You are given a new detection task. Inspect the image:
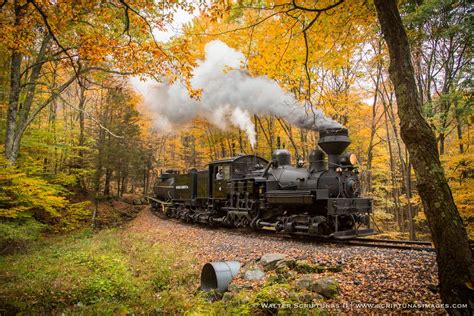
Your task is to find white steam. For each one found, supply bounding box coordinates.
[131,40,341,148]
[230,107,257,148]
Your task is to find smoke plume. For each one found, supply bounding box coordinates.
[131,40,341,148]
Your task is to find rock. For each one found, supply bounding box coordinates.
[295,274,316,290]
[260,253,286,271]
[293,260,322,273]
[275,259,296,270]
[297,291,324,303]
[295,275,340,298]
[311,277,340,298]
[275,264,289,274]
[132,198,141,205]
[244,268,265,280]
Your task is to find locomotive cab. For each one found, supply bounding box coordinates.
[208,155,268,200]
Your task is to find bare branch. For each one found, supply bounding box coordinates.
[118,0,169,59]
[58,95,124,139]
[292,0,344,13]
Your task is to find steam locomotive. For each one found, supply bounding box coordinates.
[150,128,375,239]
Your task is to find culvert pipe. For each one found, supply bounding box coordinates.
[200,261,241,292]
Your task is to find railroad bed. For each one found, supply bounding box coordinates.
[152,208,474,252]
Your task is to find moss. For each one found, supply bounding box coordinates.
[266,272,290,285]
[293,260,323,273]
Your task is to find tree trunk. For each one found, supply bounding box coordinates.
[375,1,473,313]
[454,97,464,154]
[405,155,416,240]
[254,114,258,152]
[382,98,403,231]
[4,1,24,163]
[5,29,51,163]
[5,50,22,163]
[103,168,112,196]
[365,54,383,195]
[439,132,445,155]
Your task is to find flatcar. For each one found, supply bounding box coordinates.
[150,128,375,239]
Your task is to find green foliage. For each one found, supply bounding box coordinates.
[0,219,45,253]
[0,154,92,242]
[0,156,68,219]
[0,229,199,313]
[53,202,92,233]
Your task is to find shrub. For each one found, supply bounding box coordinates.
[0,219,45,254]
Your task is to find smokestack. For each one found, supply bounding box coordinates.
[318,128,350,170]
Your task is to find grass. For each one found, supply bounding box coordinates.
[0,228,201,314]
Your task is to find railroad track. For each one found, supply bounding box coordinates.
[151,208,473,252]
[339,237,434,251]
[346,237,474,252]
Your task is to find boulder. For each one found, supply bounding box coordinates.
[311,277,340,298]
[294,275,340,298]
[244,268,265,281]
[132,197,148,205]
[260,253,286,271]
[297,291,324,303]
[295,274,316,290]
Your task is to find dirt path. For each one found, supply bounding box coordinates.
[126,208,442,312]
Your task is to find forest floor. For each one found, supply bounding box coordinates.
[128,208,443,314]
[0,205,445,314]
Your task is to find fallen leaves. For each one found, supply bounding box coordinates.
[126,208,442,313]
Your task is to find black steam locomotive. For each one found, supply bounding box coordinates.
[150,128,375,239]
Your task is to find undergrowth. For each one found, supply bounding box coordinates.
[0,228,200,314]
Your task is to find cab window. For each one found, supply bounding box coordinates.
[223,165,230,180]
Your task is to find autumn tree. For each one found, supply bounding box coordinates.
[374,0,473,312]
[0,0,198,163]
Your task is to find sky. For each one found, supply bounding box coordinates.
[152,8,196,42]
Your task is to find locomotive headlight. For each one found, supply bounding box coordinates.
[349,153,358,165]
